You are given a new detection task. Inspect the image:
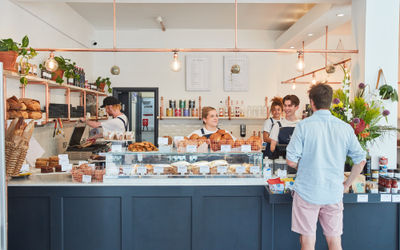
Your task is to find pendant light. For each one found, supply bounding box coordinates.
[292,82,296,90]
[296,52,305,72]
[170,52,182,72]
[44,52,58,72]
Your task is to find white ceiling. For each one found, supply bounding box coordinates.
[67,3,315,30]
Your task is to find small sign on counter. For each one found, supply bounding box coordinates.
[78,161,88,166]
[221,145,231,152]
[357,194,368,203]
[61,164,72,172]
[392,195,400,203]
[241,145,251,152]
[217,166,228,174]
[250,166,260,174]
[82,175,92,183]
[178,166,187,175]
[380,194,392,202]
[154,166,164,175]
[111,144,122,152]
[136,166,147,175]
[186,145,197,153]
[200,166,210,174]
[235,166,246,174]
[158,137,169,145]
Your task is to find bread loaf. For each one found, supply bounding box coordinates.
[20,98,41,111]
[19,111,28,119]
[28,111,42,120]
[7,96,22,110]
[20,103,27,111]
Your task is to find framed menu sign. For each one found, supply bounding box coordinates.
[223,55,249,92]
[186,55,210,91]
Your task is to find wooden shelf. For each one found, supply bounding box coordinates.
[4,70,108,96]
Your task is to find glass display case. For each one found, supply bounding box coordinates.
[102,151,263,179]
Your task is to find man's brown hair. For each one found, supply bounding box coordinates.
[308,83,333,109]
[283,95,300,107]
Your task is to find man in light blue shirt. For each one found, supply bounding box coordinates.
[286,83,366,250]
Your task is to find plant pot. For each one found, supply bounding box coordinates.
[51,69,64,81]
[98,82,106,92]
[0,51,18,72]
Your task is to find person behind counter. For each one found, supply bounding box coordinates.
[269,95,300,157]
[263,97,283,158]
[188,106,235,139]
[80,96,129,136]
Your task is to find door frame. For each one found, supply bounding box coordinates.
[112,87,159,145]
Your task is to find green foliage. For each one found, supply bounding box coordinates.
[379,84,398,101]
[95,76,112,93]
[52,56,79,84]
[0,35,38,86]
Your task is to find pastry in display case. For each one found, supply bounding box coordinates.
[102,151,263,180]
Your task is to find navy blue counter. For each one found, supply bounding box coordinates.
[7,185,400,250]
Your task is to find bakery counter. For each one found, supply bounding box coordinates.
[264,190,400,250]
[9,179,399,250]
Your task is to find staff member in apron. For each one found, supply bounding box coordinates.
[81,96,128,137]
[269,95,300,158]
[263,97,283,158]
[188,106,234,139]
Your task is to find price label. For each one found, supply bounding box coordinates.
[357,194,368,203]
[88,164,95,168]
[158,137,169,145]
[154,166,164,175]
[200,166,210,174]
[82,175,92,183]
[381,194,392,202]
[137,154,143,162]
[250,166,261,174]
[178,166,187,174]
[61,164,72,172]
[58,154,68,160]
[59,159,69,165]
[392,195,400,203]
[111,144,122,152]
[136,166,147,175]
[235,166,246,174]
[78,161,88,166]
[122,166,131,175]
[186,145,197,153]
[217,166,228,174]
[221,145,231,152]
[124,154,135,164]
[241,145,251,152]
[36,120,42,125]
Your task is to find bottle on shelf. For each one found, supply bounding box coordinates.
[235,100,240,117]
[240,100,245,117]
[219,100,225,117]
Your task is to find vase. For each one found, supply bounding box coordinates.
[98,82,106,92]
[0,51,18,71]
[51,69,64,81]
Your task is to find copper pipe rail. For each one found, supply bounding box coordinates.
[32,48,358,54]
[281,58,351,84]
[235,0,238,49]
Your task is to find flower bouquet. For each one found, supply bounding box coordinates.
[330,66,398,152]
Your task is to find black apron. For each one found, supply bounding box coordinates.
[200,128,220,139]
[264,120,282,159]
[276,126,296,159]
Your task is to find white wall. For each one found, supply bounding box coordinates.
[1,0,95,156]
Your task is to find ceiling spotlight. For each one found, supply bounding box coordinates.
[311,73,317,85]
[296,52,305,72]
[44,52,58,72]
[170,52,182,72]
[336,13,345,17]
[307,33,313,37]
[290,46,295,49]
[156,16,166,32]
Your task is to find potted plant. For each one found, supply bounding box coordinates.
[0,35,37,85]
[52,56,79,84]
[379,84,398,101]
[95,77,112,93]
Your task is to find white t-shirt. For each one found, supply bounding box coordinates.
[269,118,299,142]
[263,118,282,133]
[101,114,129,132]
[188,128,236,140]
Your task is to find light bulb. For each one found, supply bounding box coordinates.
[45,52,58,72]
[311,73,317,85]
[292,83,296,90]
[170,52,181,72]
[296,52,305,72]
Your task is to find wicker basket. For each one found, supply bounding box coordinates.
[6,139,30,176]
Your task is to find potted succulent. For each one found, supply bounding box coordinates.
[95,77,112,93]
[0,35,37,85]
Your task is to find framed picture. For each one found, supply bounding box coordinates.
[185,55,210,91]
[224,55,249,92]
